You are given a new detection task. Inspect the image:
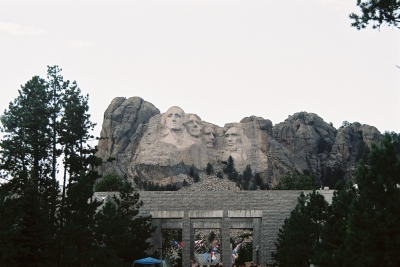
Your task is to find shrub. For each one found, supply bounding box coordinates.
[206,163,214,175]
[95,173,123,192]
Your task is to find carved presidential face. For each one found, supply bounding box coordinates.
[165,106,184,131]
[225,127,239,151]
[202,126,215,148]
[185,114,202,138]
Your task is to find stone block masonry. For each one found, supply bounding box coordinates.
[135,190,333,266]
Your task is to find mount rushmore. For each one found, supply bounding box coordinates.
[96,97,382,188]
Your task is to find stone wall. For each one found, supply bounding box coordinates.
[134,189,333,266]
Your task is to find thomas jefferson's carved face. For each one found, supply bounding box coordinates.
[165,107,184,131]
[225,127,239,151]
[185,114,202,137]
[203,126,215,148]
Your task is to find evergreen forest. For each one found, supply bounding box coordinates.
[272,133,400,267]
[0,66,155,267]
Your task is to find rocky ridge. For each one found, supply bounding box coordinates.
[97,96,383,189]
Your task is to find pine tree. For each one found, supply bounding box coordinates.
[93,200,127,266]
[272,172,297,190]
[95,173,124,192]
[241,165,253,190]
[272,191,328,267]
[0,66,102,266]
[0,187,22,266]
[349,0,400,30]
[206,163,214,175]
[312,181,357,267]
[0,75,55,266]
[224,156,235,174]
[273,170,316,190]
[235,242,253,265]
[95,181,156,265]
[343,133,400,267]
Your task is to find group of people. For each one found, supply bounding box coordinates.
[191,260,223,267]
[233,262,274,267]
[193,262,274,267]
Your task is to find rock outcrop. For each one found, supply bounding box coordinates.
[96,97,382,188]
[96,97,160,178]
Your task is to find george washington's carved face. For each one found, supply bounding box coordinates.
[165,106,184,131]
[185,114,202,137]
[225,127,239,151]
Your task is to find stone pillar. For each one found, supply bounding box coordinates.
[151,219,163,258]
[221,210,231,267]
[182,212,191,267]
[252,218,261,264]
[263,210,275,265]
[190,219,195,262]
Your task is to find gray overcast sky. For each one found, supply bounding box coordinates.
[1,0,399,137]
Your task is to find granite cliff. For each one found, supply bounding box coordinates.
[96,97,382,188]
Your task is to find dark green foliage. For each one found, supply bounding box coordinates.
[242,165,252,181]
[322,166,345,189]
[254,173,262,186]
[142,180,178,191]
[356,140,370,163]
[273,172,297,190]
[255,173,270,190]
[241,164,253,189]
[349,0,400,30]
[259,182,270,190]
[235,242,253,265]
[95,173,123,192]
[216,171,223,178]
[106,156,116,162]
[317,137,332,154]
[223,156,242,185]
[193,173,200,183]
[273,170,317,190]
[162,229,182,267]
[95,181,156,265]
[134,175,141,187]
[92,201,126,266]
[272,191,328,267]
[0,75,52,180]
[313,134,400,267]
[206,163,214,175]
[60,172,102,266]
[0,72,60,266]
[208,231,216,243]
[342,133,400,267]
[223,156,235,174]
[312,181,356,267]
[389,131,400,155]
[182,179,189,187]
[0,66,122,266]
[249,181,258,190]
[273,134,400,267]
[188,165,200,182]
[188,165,195,177]
[231,170,239,182]
[298,170,317,190]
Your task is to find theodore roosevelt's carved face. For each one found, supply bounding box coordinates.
[185,114,202,137]
[225,127,239,151]
[165,106,184,131]
[203,126,215,148]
